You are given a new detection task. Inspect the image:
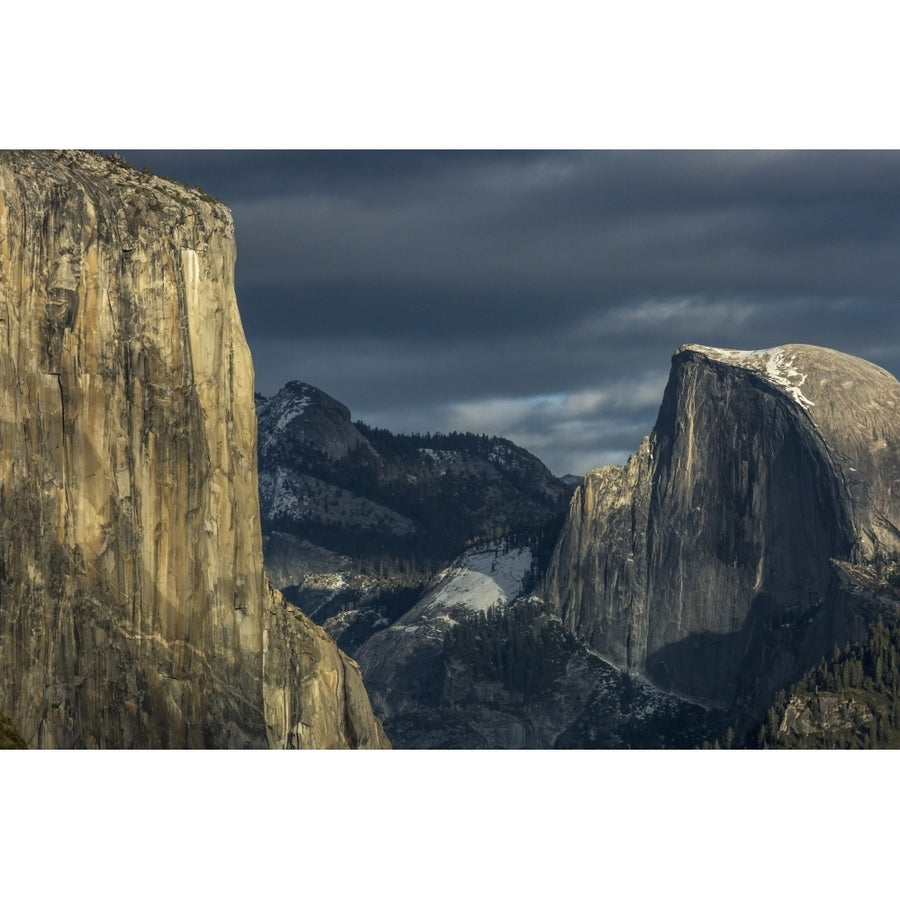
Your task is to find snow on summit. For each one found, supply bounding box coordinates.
[683,344,816,411]
[258,386,314,452]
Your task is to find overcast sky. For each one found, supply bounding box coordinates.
[114,150,900,477]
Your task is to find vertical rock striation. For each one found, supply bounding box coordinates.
[0,150,389,748]
[545,344,900,718]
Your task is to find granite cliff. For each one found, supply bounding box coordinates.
[0,150,389,748]
[544,344,900,723]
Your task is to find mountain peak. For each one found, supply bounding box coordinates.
[675,343,898,414]
[277,380,347,411]
[676,343,829,412]
[547,342,900,724]
[257,381,370,460]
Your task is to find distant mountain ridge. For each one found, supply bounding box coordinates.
[257,381,375,461]
[256,380,572,650]
[257,381,569,553]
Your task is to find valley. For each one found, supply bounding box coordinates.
[3,149,898,752]
[257,344,900,749]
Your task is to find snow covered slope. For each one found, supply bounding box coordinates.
[418,544,533,617]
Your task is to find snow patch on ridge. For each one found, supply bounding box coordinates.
[258,467,313,520]
[258,387,315,452]
[418,447,459,474]
[684,344,816,411]
[274,395,311,431]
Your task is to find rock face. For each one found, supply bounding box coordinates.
[544,344,900,720]
[0,151,389,748]
[0,712,26,749]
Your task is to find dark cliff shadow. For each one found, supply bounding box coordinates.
[643,583,872,737]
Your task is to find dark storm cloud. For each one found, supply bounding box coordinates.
[230,150,900,318]
[111,150,525,204]
[114,150,900,475]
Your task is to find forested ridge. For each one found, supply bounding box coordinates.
[261,415,572,582]
[751,615,900,748]
[443,599,576,700]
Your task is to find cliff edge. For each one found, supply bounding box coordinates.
[0,150,389,747]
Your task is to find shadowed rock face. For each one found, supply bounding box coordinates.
[545,344,900,716]
[0,151,389,748]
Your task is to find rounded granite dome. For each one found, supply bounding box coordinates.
[676,343,900,420]
[674,343,900,559]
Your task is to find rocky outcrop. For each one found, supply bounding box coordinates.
[779,693,874,742]
[258,381,376,461]
[545,344,900,720]
[0,151,389,748]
